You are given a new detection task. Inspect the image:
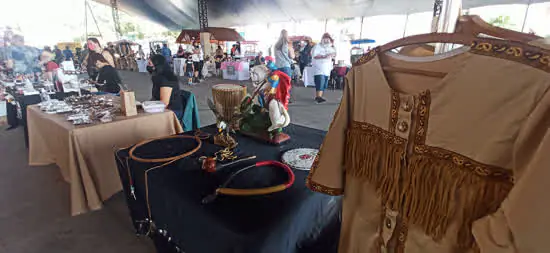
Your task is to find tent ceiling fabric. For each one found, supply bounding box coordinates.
[94,0,546,30]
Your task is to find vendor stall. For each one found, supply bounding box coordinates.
[221,61,249,81]
[115,124,340,253]
[113,40,139,71]
[1,79,91,146]
[237,41,259,61]
[27,97,183,216]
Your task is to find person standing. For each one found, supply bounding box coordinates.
[215,45,224,77]
[197,43,204,80]
[176,45,185,58]
[191,42,201,83]
[230,44,237,57]
[63,46,74,62]
[184,55,195,85]
[274,29,293,78]
[138,45,145,60]
[311,33,336,104]
[161,43,172,64]
[9,35,38,75]
[53,45,64,65]
[299,39,313,78]
[82,37,115,79]
[255,51,265,66]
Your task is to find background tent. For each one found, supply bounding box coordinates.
[93,0,549,30]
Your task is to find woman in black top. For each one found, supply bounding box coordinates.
[148,54,183,119]
[90,53,122,94]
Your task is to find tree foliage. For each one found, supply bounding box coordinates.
[161,30,180,39]
[488,15,515,29]
[120,22,145,39]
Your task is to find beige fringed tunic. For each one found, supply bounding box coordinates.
[307,38,550,253]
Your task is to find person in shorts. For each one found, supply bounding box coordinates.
[183,56,195,85]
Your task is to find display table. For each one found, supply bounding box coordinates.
[137,59,148,73]
[173,58,186,77]
[302,66,315,87]
[221,61,250,80]
[5,89,87,147]
[115,124,341,253]
[27,106,183,216]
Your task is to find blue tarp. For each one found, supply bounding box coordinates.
[351,39,376,45]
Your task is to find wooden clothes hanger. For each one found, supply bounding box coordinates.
[378,15,542,78]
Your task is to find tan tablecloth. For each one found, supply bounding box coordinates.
[27,106,183,216]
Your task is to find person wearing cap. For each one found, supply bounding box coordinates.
[311,33,336,104]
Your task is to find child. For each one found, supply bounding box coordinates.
[184,56,195,85]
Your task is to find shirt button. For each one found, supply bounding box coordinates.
[397,121,409,132]
[402,100,412,112]
[385,217,392,229]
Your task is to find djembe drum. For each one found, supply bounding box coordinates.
[211,84,247,125]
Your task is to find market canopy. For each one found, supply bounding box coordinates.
[175,27,244,43]
[93,0,548,30]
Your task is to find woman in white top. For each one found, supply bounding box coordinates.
[310,33,336,103]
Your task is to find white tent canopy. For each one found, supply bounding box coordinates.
[94,0,548,30]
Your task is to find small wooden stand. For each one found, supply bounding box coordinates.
[240,130,290,145]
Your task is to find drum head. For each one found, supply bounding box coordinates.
[212,83,244,91]
[281,148,319,171]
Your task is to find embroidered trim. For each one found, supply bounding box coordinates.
[352,38,550,73]
[350,121,406,145]
[411,90,513,183]
[414,90,431,144]
[306,155,344,196]
[389,90,400,133]
[306,99,347,196]
[395,219,409,253]
[414,145,514,183]
[353,47,379,67]
[470,39,550,73]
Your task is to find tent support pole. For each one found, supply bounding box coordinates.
[84,0,88,40]
[402,13,409,38]
[521,0,532,33]
[359,17,364,39]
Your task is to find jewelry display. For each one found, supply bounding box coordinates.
[38,99,73,114]
[64,95,121,125]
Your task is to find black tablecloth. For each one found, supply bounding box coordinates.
[115,124,341,253]
[6,89,88,147]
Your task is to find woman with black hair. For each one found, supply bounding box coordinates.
[88,53,122,94]
[148,54,183,119]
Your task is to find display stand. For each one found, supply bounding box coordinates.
[302,66,315,87]
[137,60,148,73]
[173,58,186,76]
[221,61,250,80]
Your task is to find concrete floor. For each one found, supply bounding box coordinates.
[0,71,341,253]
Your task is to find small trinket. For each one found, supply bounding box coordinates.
[199,153,256,173]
